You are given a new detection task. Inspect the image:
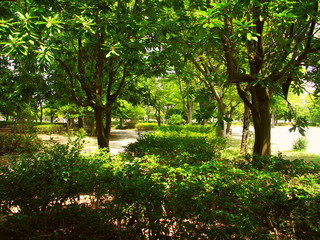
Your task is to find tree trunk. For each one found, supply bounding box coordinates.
[78,116,84,129]
[226,106,235,136]
[119,118,123,128]
[155,109,161,127]
[94,107,108,149]
[240,104,251,155]
[186,100,194,125]
[39,102,43,123]
[216,103,226,137]
[50,110,54,123]
[251,86,271,157]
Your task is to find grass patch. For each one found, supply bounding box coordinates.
[276,151,320,163]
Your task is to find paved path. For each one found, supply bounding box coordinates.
[38,126,320,155]
[38,129,139,155]
[231,126,320,155]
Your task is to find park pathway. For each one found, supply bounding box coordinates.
[38,126,320,155]
[231,126,320,155]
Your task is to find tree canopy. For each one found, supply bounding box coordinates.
[1,0,319,156]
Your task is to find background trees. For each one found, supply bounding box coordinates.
[187,0,320,156]
[1,0,319,156]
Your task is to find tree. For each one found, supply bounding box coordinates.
[189,0,320,156]
[144,77,181,126]
[2,0,165,150]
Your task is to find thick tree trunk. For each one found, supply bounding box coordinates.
[240,104,251,155]
[94,107,108,149]
[251,86,271,157]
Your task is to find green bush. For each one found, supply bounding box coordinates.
[135,122,159,131]
[0,138,113,239]
[126,131,226,165]
[168,114,184,125]
[34,124,66,134]
[11,123,66,134]
[0,132,319,239]
[158,124,214,133]
[0,134,42,155]
[292,137,308,151]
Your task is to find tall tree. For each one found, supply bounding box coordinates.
[191,0,319,156]
[2,0,163,150]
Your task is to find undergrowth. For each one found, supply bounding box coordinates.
[0,126,319,239]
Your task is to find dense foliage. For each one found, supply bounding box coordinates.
[126,125,226,165]
[0,129,319,239]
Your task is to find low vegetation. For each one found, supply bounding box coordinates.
[0,126,319,239]
[134,122,159,131]
[0,134,42,156]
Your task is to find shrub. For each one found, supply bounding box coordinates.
[11,123,66,134]
[34,124,66,134]
[0,138,112,239]
[292,137,308,151]
[168,114,184,125]
[0,134,42,156]
[126,131,227,165]
[158,124,214,133]
[135,122,159,131]
[0,133,319,239]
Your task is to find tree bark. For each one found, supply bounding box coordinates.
[216,103,226,137]
[185,100,194,125]
[39,101,43,123]
[226,105,235,136]
[104,103,112,150]
[236,83,271,157]
[155,109,161,127]
[240,104,251,155]
[250,85,271,157]
[94,107,108,149]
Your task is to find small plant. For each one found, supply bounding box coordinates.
[292,137,308,151]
